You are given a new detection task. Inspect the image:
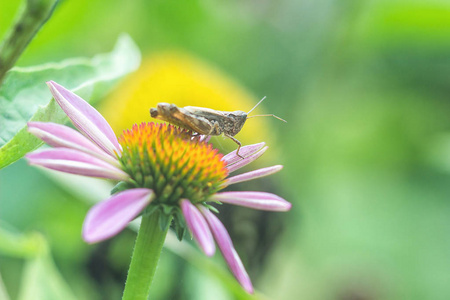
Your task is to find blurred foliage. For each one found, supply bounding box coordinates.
[1,0,450,299]
[0,35,140,168]
[0,222,77,300]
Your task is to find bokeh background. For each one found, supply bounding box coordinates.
[1,0,450,299]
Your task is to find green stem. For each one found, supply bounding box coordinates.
[122,211,170,300]
[0,0,58,85]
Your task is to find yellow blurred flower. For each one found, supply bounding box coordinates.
[100,51,276,157]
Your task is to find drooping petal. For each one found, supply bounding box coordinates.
[180,199,215,256]
[211,191,291,211]
[222,142,265,165]
[200,207,253,294]
[47,81,121,157]
[83,188,154,243]
[224,165,283,186]
[26,148,129,181]
[226,146,268,173]
[28,122,120,166]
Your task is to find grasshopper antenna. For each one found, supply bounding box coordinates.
[247,114,287,122]
[247,96,287,123]
[247,96,267,115]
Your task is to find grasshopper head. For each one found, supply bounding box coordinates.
[224,111,247,136]
[149,107,159,118]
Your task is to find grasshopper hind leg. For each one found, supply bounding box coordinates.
[225,134,243,159]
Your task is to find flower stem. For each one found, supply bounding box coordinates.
[0,0,58,85]
[122,210,170,300]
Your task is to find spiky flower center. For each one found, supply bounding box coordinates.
[118,122,228,205]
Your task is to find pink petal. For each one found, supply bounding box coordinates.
[199,135,211,143]
[222,142,265,165]
[226,146,268,173]
[28,122,119,166]
[83,188,154,243]
[180,199,215,256]
[192,135,211,143]
[47,81,121,157]
[225,165,283,186]
[26,148,129,181]
[200,207,254,294]
[211,191,291,211]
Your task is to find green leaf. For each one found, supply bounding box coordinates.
[0,222,76,300]
[17,252,77,300]
[0,34,141,169]
[0,272,11,300]
[0,221,43,258]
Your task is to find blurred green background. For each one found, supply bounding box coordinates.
[1,0,450,299]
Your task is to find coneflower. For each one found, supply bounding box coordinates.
[26,81,291,298]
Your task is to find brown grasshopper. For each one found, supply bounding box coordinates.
[149,97,286,158]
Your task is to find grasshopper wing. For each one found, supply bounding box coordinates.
[170,106,214,134]
[183,106,227,119]
[150,104,194,130]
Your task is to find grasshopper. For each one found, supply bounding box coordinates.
[149,97,286,158]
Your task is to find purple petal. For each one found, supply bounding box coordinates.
[211,191,291,211]
[83,188,153,243]
[28,122,119,166]
[200,207,253,294]
[180,199,215,256]
[199,135,211,143]
[226,146,268,173]
[222,142,265,165]
[190,134,210,143]
[225,165,283,186]
[26,148,129,181]
[47,81,121,157]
